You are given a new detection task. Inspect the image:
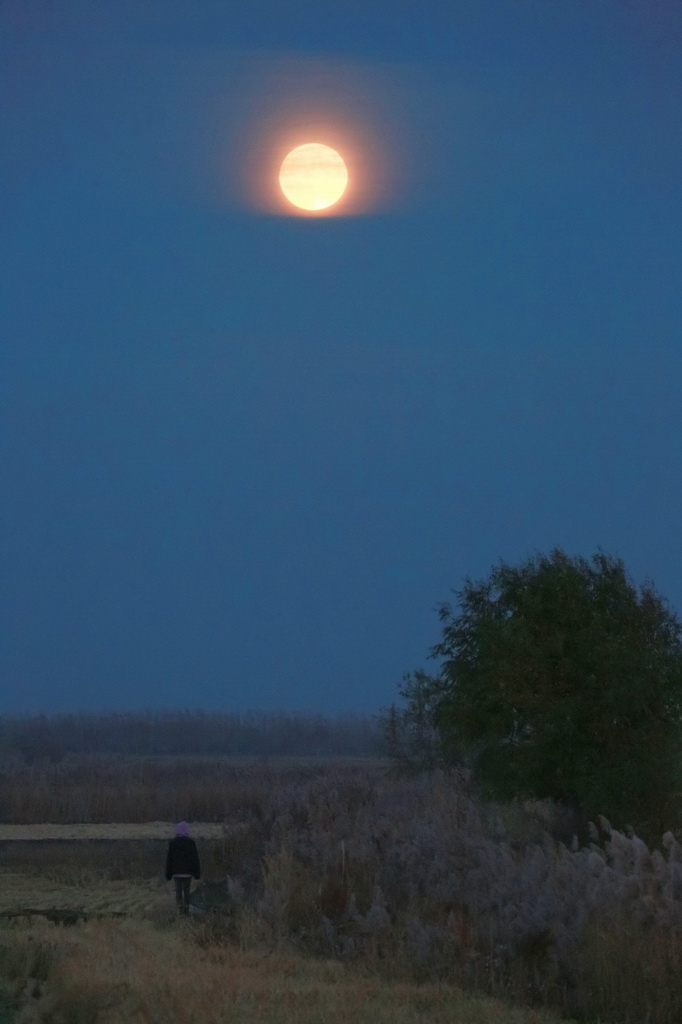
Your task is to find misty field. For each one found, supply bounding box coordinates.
[2,755,682,1023]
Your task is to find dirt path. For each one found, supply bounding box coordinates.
[0,822,246,841]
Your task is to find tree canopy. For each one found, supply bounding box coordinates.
[381,548,682,843]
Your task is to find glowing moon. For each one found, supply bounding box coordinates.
[279,143,348,211]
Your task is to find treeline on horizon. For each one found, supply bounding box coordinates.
[0,710,386,762]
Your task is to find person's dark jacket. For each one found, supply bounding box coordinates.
[165,836,201,880]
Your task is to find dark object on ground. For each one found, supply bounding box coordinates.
[188,879,232,917]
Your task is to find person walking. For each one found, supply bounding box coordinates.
[165,822,201,914]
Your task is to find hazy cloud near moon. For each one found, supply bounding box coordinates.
[179,51,469,215]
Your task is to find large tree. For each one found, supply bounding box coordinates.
[381,549,682,842]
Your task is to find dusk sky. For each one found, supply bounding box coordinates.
[2,1,681,717]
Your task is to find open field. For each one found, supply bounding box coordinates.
[0,754,392,825]
[2,755,682,1023]
[0,872,165,922]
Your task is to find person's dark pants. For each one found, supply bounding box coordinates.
[174,876,192,913]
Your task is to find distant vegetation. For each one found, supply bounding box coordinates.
[0,709,384,762]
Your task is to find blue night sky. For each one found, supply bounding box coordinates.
[2,1,681,716]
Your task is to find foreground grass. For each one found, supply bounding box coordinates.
[0,916,575,1024]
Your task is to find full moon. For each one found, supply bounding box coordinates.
[279,143,349,211]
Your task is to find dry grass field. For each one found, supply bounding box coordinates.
[0,914,573,1024]
[1,755,681,1023]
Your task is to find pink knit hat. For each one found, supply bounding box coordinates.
[175,822,190,837]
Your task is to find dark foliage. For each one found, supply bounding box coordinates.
[379,548,682,842]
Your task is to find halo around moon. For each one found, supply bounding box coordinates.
[279,143,348,212]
